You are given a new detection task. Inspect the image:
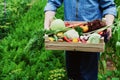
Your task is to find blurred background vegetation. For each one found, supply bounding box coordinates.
[0,0,120,79]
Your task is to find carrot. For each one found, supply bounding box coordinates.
[63,36,72,42]
[65,22,70,26]
[98,31,103,35]
[66,23,85,28]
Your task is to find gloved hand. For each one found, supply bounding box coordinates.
[44,11,55,30]
[105,14,115,40]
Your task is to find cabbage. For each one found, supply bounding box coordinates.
[50,19,66,31]
[87,33,101,44]
[64,29,79,39]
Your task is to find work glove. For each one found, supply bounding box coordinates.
[44,11,55,30]
[104,14,115,41]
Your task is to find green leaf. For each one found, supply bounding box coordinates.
[74,26,83,35]
[102,60,107,72]
[112,77,119,80]
[116,41,120,55]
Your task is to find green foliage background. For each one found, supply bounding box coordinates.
[0,0,120,80]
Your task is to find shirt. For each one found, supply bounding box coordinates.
[44,0,117,21]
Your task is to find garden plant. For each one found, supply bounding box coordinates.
[0,0,120,80]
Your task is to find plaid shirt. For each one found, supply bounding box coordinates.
[44,0,117,21]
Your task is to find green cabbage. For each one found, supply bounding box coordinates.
[50,19,66,31]
[64,29,79,39]
[87,33,101,44]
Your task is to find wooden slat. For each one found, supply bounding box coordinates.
[45,41,105,52]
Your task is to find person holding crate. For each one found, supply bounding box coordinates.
[44,0,117,80]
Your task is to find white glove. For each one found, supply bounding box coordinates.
[105,14,115,40]
[44,11,56,30]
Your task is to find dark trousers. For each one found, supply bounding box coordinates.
[65,51,100,80]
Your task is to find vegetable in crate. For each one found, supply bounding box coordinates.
[50,19,66,31]
[87,33,101,44]
[56,32,64,38]
[79,25,89,32]
[64,29,79,39]
[49,37,55,42]
[74,26,83,35]
[87,19,106,32]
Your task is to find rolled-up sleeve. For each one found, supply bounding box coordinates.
[100,0,117,17]
[44,0,63,12]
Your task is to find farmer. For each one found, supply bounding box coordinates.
[44,0,117,80]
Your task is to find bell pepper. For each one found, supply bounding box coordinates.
[72,38,78,42]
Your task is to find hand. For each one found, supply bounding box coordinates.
[104,14,115,40]
[106,27,112,40]
[44,11,55,30]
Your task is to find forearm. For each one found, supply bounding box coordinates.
[44,11,56,30]
[105,14,115,26]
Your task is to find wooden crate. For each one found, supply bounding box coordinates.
[45,38,105,52]
[45,21,106,52]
